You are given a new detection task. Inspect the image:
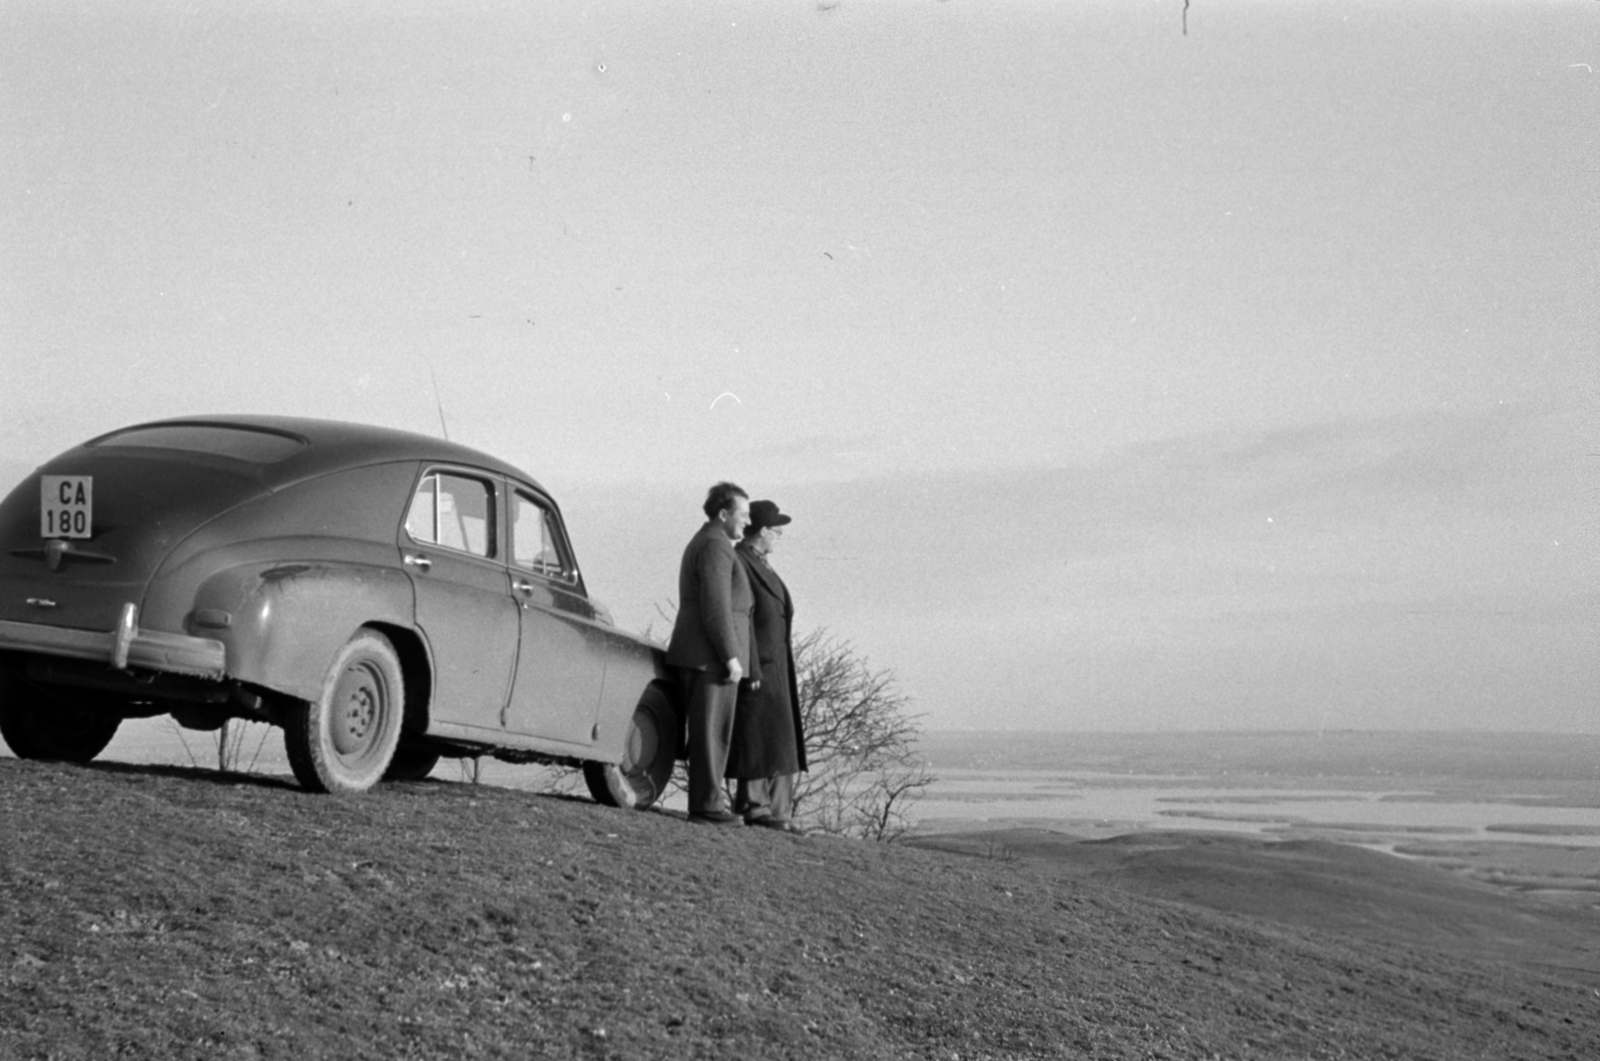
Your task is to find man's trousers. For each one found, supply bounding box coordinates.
[683,667,738,815]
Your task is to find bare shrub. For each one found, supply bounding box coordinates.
[169,717,270,775]
[789,628,933,842]
[214,719,270,775]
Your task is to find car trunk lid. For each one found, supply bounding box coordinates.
[0,451,273,633]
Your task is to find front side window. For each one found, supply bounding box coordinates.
[512,492,572,580]
[405,472,495,558]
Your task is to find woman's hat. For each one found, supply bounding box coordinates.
[748,500,792,529]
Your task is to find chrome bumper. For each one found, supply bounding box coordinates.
[0,603,226,680]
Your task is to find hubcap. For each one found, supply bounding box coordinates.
[331,661,385,757]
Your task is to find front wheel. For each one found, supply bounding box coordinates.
[583,683,680,809]
[285,630,404,794]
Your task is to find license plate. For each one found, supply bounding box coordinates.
[41,476,93,539]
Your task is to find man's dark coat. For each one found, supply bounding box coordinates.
[727,541,807,778]
[665,522,758,679]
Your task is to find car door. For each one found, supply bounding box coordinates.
[501,486,608,746]
[397,468,520,730]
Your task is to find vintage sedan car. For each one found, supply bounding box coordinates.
[0,415,681,801]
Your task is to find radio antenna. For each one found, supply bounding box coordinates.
[425,359,451,440]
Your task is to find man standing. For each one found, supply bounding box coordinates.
[666,482,759,825]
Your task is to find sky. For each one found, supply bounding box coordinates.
[2,0,1596,732]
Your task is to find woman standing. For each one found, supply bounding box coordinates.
[727,500,807,830]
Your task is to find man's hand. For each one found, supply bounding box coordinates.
[725,657,744,684]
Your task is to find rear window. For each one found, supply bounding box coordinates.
[90,425,306,464]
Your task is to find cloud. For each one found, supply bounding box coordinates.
[721,403,1596,730]
[799,400,1588,569]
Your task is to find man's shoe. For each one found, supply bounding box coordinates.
[688,809,744,826]
[748,816,796,832]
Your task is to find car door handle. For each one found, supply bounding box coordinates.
[512,578,534,595]
[403,553,433,572]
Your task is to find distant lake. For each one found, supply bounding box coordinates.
[911,730,1600,851]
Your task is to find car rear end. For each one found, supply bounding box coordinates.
[0,423,302,754]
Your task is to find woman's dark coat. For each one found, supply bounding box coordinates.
[726,542,807,778]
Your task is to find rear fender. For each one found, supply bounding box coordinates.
[192,562,417,703]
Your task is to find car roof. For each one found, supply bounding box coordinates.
[82,414,549,496]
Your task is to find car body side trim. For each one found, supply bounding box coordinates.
[0,613,226,680]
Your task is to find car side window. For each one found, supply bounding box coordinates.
[405,472,495,558]
[512,492,572,580]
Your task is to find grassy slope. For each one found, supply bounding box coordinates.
[3,758,1599,1061]
[910,829,1600,986]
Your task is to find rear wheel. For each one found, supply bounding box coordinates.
[285,630,404,794]
[0,664,121,762]
[584,683,680,809]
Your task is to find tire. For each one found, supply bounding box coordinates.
[583,683,680,809]
[0,663,121,763]
[284,630,404,794]
[383,743,441,782]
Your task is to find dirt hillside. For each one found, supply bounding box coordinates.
[3,758,1598,1060]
